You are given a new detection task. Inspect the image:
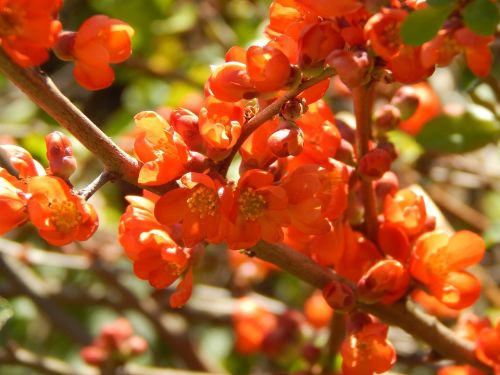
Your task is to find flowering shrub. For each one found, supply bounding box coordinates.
[0,0,498,374]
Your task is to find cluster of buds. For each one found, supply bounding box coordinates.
[81,318,148,367]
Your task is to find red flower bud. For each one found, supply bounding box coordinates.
[52,31,76,61]
[374,104,401,131]
[327,50,371,88]
[358,148,392,180]
[268,124,304,158]
[169,108,203,151]
[322,280,356,312]
[45,131,77,179]
[357,259,410,304]
[281,98,308,122]
[391,86,420,121]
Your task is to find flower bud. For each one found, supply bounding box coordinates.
[45,131,77,179]
[280,98,308,122]
[358,148,392,180]
[268,123,304,158]
[169,108,203,151]
[128,336,148,355]
[322,280,356,312]
[391,86,420,121]
[327,50,371,88]
[374,104,401,131]
[52,31,76,61]
[80,346,107,366]
[357,259,409,304]
[377,141,398,161]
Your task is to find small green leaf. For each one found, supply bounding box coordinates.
[416,111,500,153]
[0,297,13,331]
[401,4,455,46]
[463,0,499,36]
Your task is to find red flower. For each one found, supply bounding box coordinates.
[341,320,396,375]
[295,0,362,18]
[384,188,427,237]
[246,45,291,92]
[0,0,61,67]
[27,175,98,246]
[0,168,28,234]
[223,169,289,249]
[477,322,500,372]
[421,27,494,78]
[410,230,485,309]
[207,61,254,102]
[133,111,189,185]
[198,96,244,153]
[70,15,134,90]
[154,173,224,247]
[119,194,195,307]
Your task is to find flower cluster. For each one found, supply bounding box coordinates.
[0,133,98,245]
[0,0,134,90]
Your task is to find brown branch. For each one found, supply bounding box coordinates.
[251,241,492,373]
[217,68,335,175]
[322,311,346,374]
[352,84,378,242]
[78,171,117,200]
[0,49,141,185]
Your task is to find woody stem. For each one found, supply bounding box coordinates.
[218,68,335,176]
[352,83,378,242]
[78,171,117,201]
[0,50,141,185]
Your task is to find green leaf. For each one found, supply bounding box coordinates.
[463,0,499,36]
[401,4,455,46]
[416,111,500,153]
[0,297,13,331]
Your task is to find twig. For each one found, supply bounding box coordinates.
[78,171,117,200]
[217,68,335,175]
[251,241,492,373]
[352,84,378,242]
[0,147,20,178]
[0,49,141,185]
[322,311,345,374]
[0,237,91,269]
[0,255,92,345]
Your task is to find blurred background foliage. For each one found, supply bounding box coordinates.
[0,0,499,374]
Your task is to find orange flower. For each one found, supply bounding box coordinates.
[233,297,278,354]
[119,194,195,308]
[476,322,500,372]
[223,169,289,249]
[27,175,98,246]
[410,230,485,309]
[71,15,134,90]
[341,320,396,375]
[421,27,494,78]
[198,96,244,152]
[298,21,344,69]
[240,118,279,169]
[384,188,427,237]
[154,173,224,247]
[398,83,441,135]
[207,61,254,102]
[266,0,317,41]
[0,144,45,178]
[411,290,460,319]
[0,168,28,234]
[295,0,362,18]
[133,111,189,186]
[246,45,291,92]
[0,0,61,67]
[304,290,332,329]
[378,222,411,263]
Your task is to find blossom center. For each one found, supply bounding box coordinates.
[424,247,448,278]
[48,199,82,233]
[380,21,401,52]
[186,185,218,217]
[238,187,266,221]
